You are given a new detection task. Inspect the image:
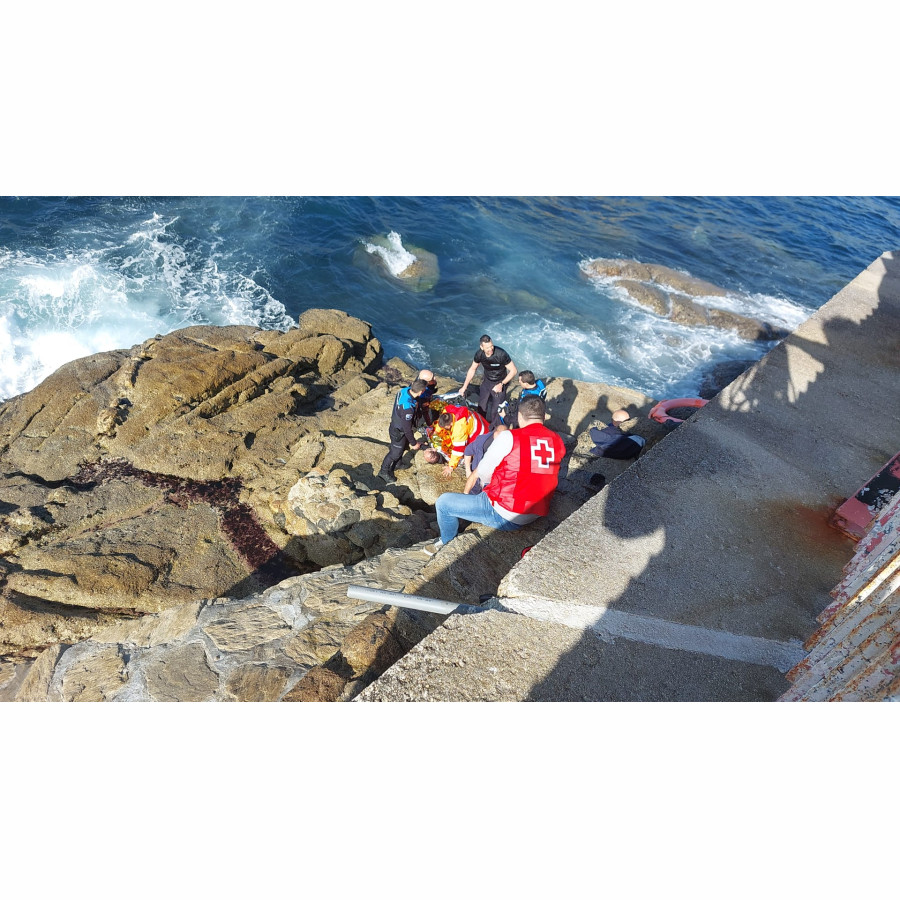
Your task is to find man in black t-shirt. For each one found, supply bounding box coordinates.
[459,334,518,425]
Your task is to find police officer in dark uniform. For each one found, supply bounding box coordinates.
[378,378,428,484]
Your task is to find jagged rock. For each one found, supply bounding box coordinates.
[582,259,728,297]
[14,645,68,702]
[340,612,404,677]
[4,542,442,701]
[283,620,349,666]
[281,666,347,702]
[0,315,387,656]
[201,603,294,652]
[224,664,295,701]
[581,258,789,341]
[87,601,203,649]
[0,658,31,700]
[144,642,220,702]
[58,645,128,702]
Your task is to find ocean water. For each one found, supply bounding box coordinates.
[1,196,899,403]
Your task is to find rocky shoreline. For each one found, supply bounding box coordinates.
[1,305,736,701]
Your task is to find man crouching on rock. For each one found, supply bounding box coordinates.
[378,378,427,485]
[425,396,566,555]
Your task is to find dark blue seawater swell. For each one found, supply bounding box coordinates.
[1,196,899,401]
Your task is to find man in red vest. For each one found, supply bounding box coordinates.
[425,396,566,554]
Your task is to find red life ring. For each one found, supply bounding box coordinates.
[649,397,708,424]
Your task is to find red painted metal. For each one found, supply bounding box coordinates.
[831,451,900,540]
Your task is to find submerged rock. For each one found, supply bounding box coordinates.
[581,258,790,341]
[353,232,440,292]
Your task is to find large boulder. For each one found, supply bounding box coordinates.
[0,315,389,657]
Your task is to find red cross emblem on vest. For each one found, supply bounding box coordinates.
[531,438,554,469]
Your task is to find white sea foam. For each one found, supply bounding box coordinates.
[0,214,295,400]
[382,336,430,369]
[363,231,418,277]
[579,256,811,331]
[486,304,763,400]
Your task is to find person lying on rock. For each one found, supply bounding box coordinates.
[589,409,646,460]
[378,378,428,485]
[425,397,565,555]
[425,404,491,479]
[459,334,517,426]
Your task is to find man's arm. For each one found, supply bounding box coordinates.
[493,358,518,393]
[463,469,480,495]
[460,359,480,395]
[474,429,514,487]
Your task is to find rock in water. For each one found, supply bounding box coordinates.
[580,258,790,341]
[353,232,440,292]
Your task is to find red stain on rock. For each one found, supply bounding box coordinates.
[73,459,281,571]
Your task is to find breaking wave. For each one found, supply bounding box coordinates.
[0,213,294,400]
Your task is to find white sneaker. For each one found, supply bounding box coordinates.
[423,540,444,556]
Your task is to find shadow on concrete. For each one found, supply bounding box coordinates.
[515,251,900,701]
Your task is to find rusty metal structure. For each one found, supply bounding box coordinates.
[781,488,900,701]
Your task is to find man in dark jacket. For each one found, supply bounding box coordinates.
[589,409,646,460]
[378,378,428,484]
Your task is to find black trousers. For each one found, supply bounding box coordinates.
[478,379,506,425]
[379,427,411,476]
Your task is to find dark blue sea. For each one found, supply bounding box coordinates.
[2,196,899,403]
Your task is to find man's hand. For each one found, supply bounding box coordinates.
[441,465,453,478]
[492,383,504,393]
[411,442,422,450]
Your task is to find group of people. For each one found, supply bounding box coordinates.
[377,333,644,555]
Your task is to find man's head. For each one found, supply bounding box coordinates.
[479,334,494,357]
[437,412,453,429]
[611,409,631,425]
[517,396,546,425]
[418,369,435,384]
[410,378,428,396]
[518,370,536,387]
[422,448,442,464]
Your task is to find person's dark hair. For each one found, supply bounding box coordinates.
[437,412,453,428]
[518,396,546,421]
[479,334,492,345]
[410,378,428,393]
[519,370,536,385]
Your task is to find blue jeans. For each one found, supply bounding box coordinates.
[435,490,522,544]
